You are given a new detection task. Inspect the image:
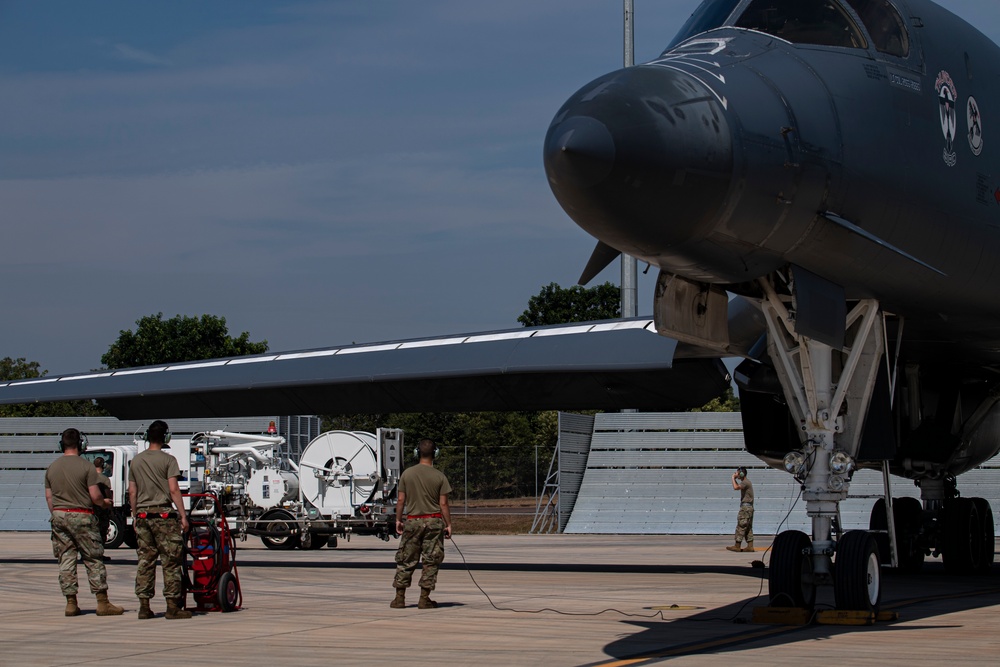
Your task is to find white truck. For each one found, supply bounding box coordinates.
[85,427,403,550]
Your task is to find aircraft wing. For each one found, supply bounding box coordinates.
[0,319,732,419]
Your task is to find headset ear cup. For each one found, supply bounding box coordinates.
[164,432,171,444]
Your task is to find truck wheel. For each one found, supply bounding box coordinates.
[105,513,127,550]
[123,527,138,549]
[260,510,301,550]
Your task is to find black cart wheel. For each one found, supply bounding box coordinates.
[834,530,881,613]
[217,571,239,612]
[768,530,815,609]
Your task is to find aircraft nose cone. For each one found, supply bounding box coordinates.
[544,66,733,260]
[546,116,616,189]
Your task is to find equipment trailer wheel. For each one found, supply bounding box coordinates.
[218,571,239,612]
[834,530,881,613]
[303,534,329,550]
[768,530,815,609]
[260,510,301,550]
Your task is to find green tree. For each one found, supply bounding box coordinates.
[518,282,621,327]
[0,357,107,417]
[691,386,741,412]
[101,313,268,369]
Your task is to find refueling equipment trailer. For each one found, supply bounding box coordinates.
[191,427,404,549]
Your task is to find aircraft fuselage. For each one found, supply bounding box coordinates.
[545,0,1000,358]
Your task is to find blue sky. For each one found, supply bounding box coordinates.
[1,0,997,373]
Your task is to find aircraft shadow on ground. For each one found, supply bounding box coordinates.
[597,563,1000,665]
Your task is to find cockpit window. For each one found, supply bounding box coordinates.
[846,0,909,57]
[667,0,743,50]
[735,0,867,49]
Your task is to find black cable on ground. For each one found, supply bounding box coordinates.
[449,490,800,625]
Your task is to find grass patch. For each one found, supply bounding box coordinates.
[449,496,547,534]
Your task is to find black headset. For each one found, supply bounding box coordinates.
[737,466,747,479]
[143,420,172,445]
[58,429,88,453]
[413,444,440,459]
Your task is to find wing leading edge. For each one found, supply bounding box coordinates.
[0,319,731,419]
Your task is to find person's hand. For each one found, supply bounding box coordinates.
[396,520,404,535]
[444,525,452,539]
[104,499,113,509]
[180,516,189,533]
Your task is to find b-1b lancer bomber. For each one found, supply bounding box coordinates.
[545,0,1000,611]
[2,0,998,616]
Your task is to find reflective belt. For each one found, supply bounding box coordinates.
[55,508,94,515]
[407,513,443,520]
[137,511,179,519]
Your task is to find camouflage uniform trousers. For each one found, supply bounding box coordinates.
[134,515,184,600]
[393,517,446,591]
[735,503,754,544]
[95,509,111,547]
[50,511,108,596]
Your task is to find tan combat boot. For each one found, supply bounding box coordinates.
[165,598,192,620]
[96,591,124,616]
[390,588,406,609]
[725,542,742,552]
[137,598,154,619]
[417,588,437,609]
[65,594,81,617]
[742,541,755,552]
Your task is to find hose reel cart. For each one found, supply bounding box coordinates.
[183,492,242,612]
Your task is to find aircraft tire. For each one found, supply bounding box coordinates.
[943,498,982,574]
[970,497,994,573]
[260,510,301,550]
[893,497,925,573]
[834,530,881,613]
[768,530,815,609]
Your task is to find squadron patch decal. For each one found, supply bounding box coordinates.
[936,70,958,167]
[968,96,983,156]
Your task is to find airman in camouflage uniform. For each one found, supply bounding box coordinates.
[727,467,755,552]
[44,428,124,616]
[391,438,452,609]
[94,457,112,555]
[129,420,192,620]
